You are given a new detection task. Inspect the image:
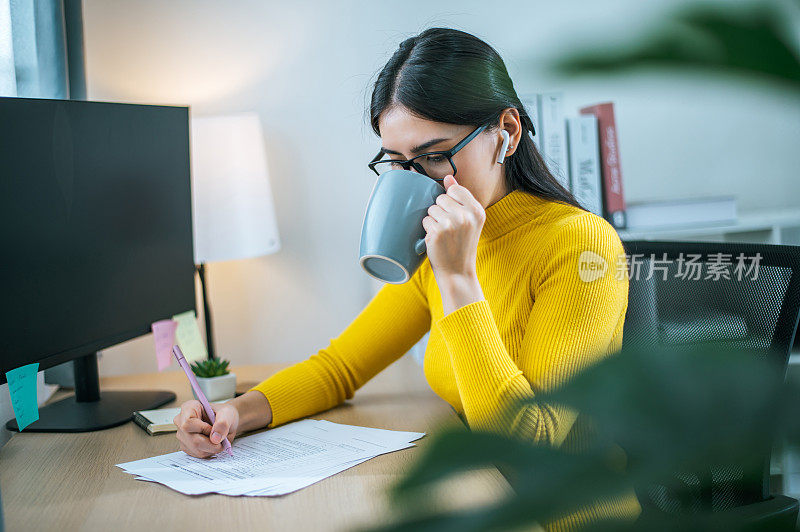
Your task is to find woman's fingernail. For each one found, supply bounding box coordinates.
[211,431,222,443]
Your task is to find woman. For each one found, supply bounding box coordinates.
[175,27,640,529]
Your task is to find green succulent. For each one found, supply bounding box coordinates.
[190,358,230,378]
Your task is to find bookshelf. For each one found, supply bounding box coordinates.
[617,207,800,245]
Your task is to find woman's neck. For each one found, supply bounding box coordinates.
[484,179,511,210]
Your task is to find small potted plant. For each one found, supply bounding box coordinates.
[190,358,236,402]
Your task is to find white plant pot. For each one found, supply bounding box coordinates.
[193,372,237,402]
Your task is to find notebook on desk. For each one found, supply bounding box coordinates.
[133,407,182,435]
[133,398,233,435]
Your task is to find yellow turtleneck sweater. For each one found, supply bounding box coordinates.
[250,189,641,530]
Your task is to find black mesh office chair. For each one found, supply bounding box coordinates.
[621,240,800,530]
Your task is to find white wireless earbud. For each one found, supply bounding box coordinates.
[496,130,510,164]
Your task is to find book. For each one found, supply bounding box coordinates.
[624,196,737,230]
[538,92,570,190]
[518,92,542,152]
[580,102,627,229]
[133,407,181,435]
[518,92,570,190]
[567,115,603,216]
[134,398,232,435]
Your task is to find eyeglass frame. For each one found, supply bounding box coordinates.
[368,124,487,181]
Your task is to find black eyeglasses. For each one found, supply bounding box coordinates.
[368,125,487,181]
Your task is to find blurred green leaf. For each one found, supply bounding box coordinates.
[387,429,633,528]
[551,1,800,89]
[362,340,800,531]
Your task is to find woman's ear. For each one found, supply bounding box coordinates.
[498,107,523,158]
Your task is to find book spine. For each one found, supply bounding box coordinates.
[580,102,627,229]
[567,115,603,216]
[519,92,543,152]
[538,92,570,190]
[133,412,151,432]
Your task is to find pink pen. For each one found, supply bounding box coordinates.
[172,345,233,457]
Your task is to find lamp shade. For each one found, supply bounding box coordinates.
[190,113,280,264]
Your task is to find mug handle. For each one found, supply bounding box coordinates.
[414,238,426,255]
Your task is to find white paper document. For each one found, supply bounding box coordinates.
[117,419,425,496]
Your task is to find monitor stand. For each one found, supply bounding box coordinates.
[5,352,176,433]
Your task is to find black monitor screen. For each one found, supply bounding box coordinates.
[0,97,196,383]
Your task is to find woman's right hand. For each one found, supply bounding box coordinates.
[173,400,240,458]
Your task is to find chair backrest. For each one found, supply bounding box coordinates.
[621,240,800,515]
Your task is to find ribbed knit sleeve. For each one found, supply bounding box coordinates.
[249,270,431,428]
[436,213,628,444]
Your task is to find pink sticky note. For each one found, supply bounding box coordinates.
[151,319,178,371]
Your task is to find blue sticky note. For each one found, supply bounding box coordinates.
[5,363,39,430]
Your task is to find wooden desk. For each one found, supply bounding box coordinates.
[0,355,512,531]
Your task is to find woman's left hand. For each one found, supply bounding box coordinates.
[422,175,486,278]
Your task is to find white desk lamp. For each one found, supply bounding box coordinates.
[190,113,280,360]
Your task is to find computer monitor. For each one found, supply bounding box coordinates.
[0,97,196,432]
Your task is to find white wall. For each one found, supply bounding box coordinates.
[0,0,15,95]
[81,0,800,376]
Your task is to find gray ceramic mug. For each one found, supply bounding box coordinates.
[359,168,445,284]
